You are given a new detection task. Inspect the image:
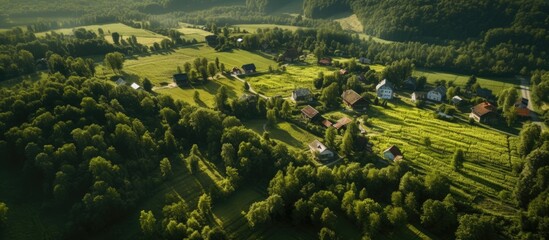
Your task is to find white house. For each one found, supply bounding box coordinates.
[376,79,393,100]
[309,140,335,162]
[427,86,446,102]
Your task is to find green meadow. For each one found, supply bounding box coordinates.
[414,68,518,94]
[35,23,168,46]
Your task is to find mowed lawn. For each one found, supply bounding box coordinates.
[123,45,277,84]
[415,68,518,94]
[35,23,168,46]
[366,102,520,216]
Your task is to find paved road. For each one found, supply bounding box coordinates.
[517,75,546,130]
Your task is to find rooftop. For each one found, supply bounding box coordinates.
[301,105,319,119]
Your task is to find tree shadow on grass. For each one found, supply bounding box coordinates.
[194,98,209,108]
[459,170,505,193]
[267,125,304,148]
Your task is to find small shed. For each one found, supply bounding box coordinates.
[173,73,189,86]
[383,145,403,161]
[131,83,141,90]
[115,78,127,86]
[301,105,320,121]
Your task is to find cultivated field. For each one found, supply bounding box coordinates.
[365,101,520,216]
[35,23,169,46]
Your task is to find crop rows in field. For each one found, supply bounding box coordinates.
[367,103,518,206]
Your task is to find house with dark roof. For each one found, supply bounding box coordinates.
[403,77,417,90]
[476,88,493,99]
[282,48,300,62]
[376,79,393,100]
[242,64,256,74]
[333,117,352,130]
[301,105,320,121]
[292,88,313,102]
[173,73,189,86]
[341,89,368,110]
[427,86,446,102]
[383,145,403,161]
[309,140,335,162]
[469,101,497,123]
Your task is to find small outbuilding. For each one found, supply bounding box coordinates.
[115,78,127,86]
[173,73,189,86]
[301,105,320,121]
[383,145,403,161]
[131,83,141,90]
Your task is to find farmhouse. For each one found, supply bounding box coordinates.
[173,73,189,86]
[469,101,497,123]
[131,83,141,90]
[242,64,256,74]
[292,88,313,102]
[301,105,320,121]
[318,57,332,66]
[376,79,394,100]
[411,92,426,102]
[333,117,352,130]
[341,89,369,110]
[383,145,403,161]
[115,78,126,85]
[309,140,335,162]
[427,86,446,102]
[339,69,349,75]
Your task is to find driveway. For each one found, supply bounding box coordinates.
[517,75,546,130]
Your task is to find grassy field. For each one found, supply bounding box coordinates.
[415,68,518,94]
[108,44,278,106]
[244,56,337,97]
[243,120,319,151]
[35,23,168,46]
[365,100,520,216]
